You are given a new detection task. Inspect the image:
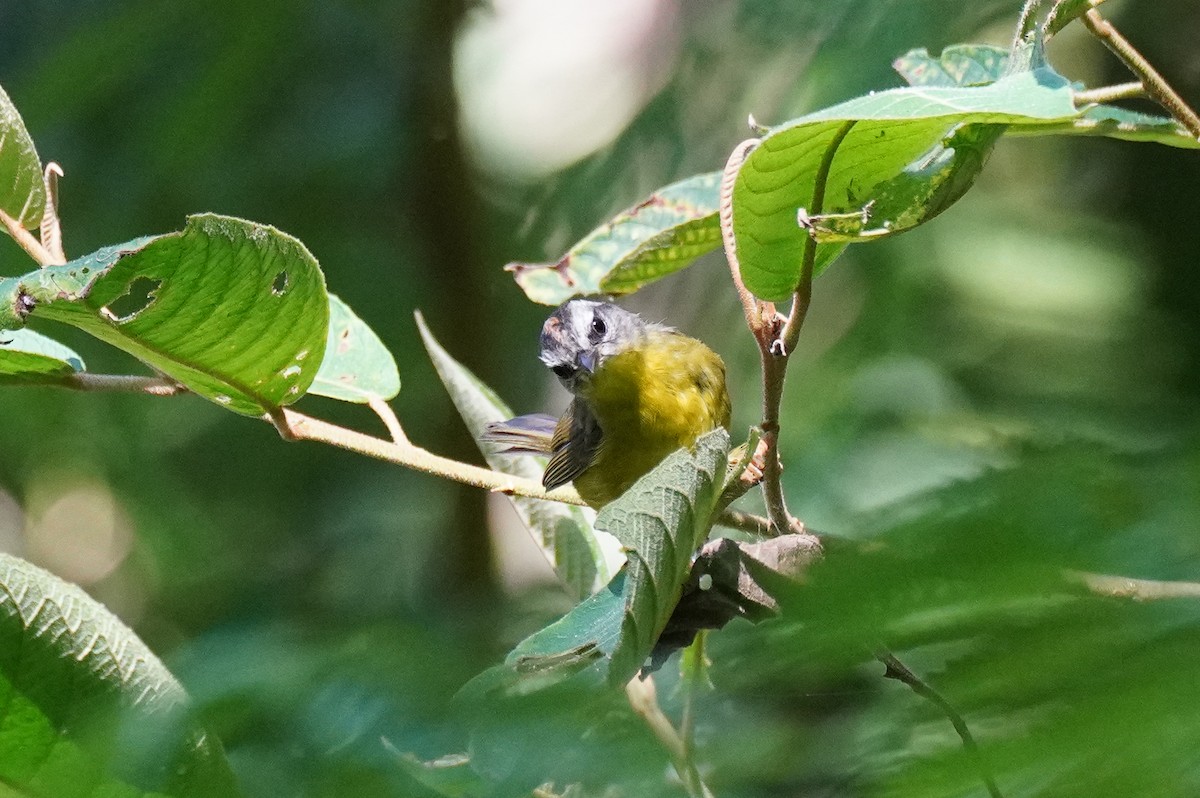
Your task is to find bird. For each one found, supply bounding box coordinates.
[485,299,731,508]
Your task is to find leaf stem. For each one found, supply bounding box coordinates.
[1081,8,1200,139]
[0,208,55,267]
[758,121,855,536]
[368,396,409,444]
[1073,81,1147,105]
[679,631,708,765]
[1066,570,1200,600]
[877,649,1004,798]
[625,676,714,798]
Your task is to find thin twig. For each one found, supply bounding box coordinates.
[277,407,586,505]
[368,396,409,444]
[0,208,55,266]
[1073,81,1148,105]
[61,372,185,396]
[1066,570,1200,600]
[877,650,1004,798]
[1081,8,1200,139]
[756,121,856,536]
[625,676,714,798]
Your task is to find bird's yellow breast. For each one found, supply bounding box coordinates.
[573,331,730,507]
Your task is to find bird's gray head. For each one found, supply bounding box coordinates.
[539,300,651,391]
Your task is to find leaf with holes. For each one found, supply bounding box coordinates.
[732,67,1080,300]
[0,554,241,796]
[308,294,399,403]
[0,83,46,230]
[417,311,608,600]
[507,173,722,306]
[0,328,84,385]
[0,215,329,415]
[893,45,1010,88]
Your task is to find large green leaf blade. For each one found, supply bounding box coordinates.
[0,554,240,797]
[0,84,46,230]
[508,173,721,305]
[597,428,729,685]
[1014,105,1200,149]
[893,44,1200,149]
[733,68,1080,301]
[416,311,606,600]
[0,215,329,415]
[0,328,84,385]
[308,294,399,403]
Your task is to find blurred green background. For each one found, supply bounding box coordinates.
[2,1,1199,795]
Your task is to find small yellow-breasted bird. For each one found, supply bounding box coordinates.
[486,300,731,508]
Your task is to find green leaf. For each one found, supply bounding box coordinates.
[415,311,606,600]
[733,68,1080,301]
[0,84,46,230]
[0,328,84,385]
[508,173,721,306]
[1014,104,1200,149]
[0,214,329,415]
[308,294,399,403]
[893,45,1010,88]
[1046,0,1097,35]
[597,427,729,685]
[0,554,240,797]
[471,428,730,693]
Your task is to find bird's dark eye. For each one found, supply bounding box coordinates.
[590,317,607,337]
[551,364,576,379]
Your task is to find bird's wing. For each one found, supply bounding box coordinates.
[482,413,558,455]
[542,400,602,491]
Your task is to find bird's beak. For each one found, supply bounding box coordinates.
[578,350,597,374]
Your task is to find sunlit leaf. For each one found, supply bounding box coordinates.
[308,294,399,403]
[0,214,329,415]
[0,84,46,230]
[1015,104,1200,149]
[0,328,84,384]
[1047,0,1099,35]
[598,428,729,684]
[893,44,1010,88]
[732,67,1079,300]
[508,173,721,306]
[416,311,607,600]
[0,554,240,796]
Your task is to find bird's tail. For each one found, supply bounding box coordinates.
[482,413,558,455]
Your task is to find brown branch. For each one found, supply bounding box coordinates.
[1073,81,1147,106]
[877,649,1004,798]
[276,407,586,505]
[62,372,186,396]
[1081,8,1200,139]
[1067,570,1200,600]
[0,208,55,266]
